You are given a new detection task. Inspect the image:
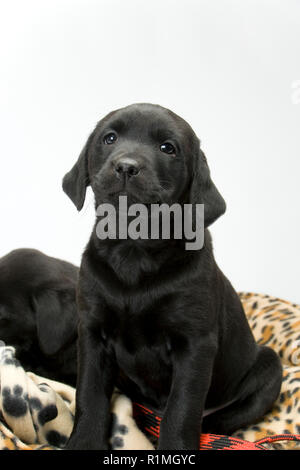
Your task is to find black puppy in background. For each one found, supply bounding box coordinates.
[63,103,282,450]
[0,248,78,386]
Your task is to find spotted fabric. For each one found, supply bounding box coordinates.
[239,292,300,367]
[0,345,153,450]
[232,292,300,449]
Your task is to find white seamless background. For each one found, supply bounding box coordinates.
[0,0,299,302]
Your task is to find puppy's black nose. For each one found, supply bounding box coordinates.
[115,158,140,177]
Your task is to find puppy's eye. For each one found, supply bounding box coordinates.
[103,132,117,144]
[160,142,176,155]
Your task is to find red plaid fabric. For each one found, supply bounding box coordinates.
[133,402,300,450]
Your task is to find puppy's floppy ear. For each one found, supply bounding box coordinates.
[190,144,226,227]
[32,288,78,356]
[62,131,95,210]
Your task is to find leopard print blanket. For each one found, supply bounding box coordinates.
[0,292,299,450]
[233,292,300,450]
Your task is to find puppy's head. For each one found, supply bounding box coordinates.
[0,288,77,358]
[63,103,226,227]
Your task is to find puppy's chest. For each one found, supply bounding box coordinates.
[113,311,171,365]
[111,312,173,406]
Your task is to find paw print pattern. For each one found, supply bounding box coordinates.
[0,346,19,367]
[46,430,68,447]
[38,404,58,426]
[2,385,28,418]
[110,413,129,449]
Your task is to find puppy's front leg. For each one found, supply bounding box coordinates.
[65,321,116,450]
[158,336,217,450]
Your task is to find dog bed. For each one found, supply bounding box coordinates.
[0,292,299,450]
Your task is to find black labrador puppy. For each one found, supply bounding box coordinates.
[62,103,282,450]
[0,248,78,386]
